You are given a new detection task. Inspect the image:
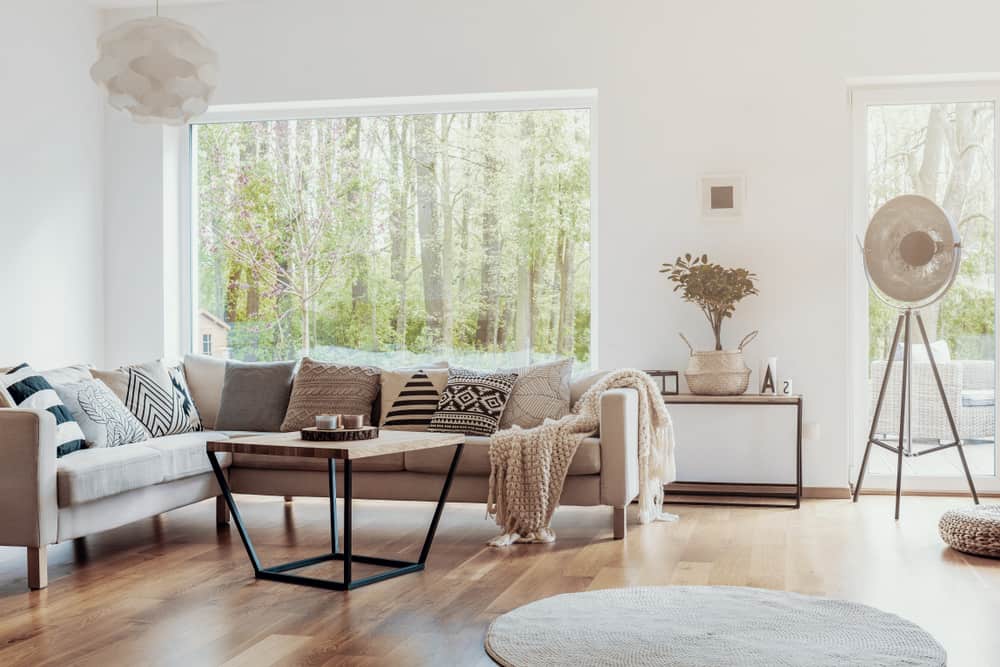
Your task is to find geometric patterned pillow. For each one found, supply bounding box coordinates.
[124,364,192,438]
[1,363,86,457]
[379,368,450,432]
[428,369,518,436]
[168,365,202,432]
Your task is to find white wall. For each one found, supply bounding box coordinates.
[101,0,1000,489]
[0,1,104,369]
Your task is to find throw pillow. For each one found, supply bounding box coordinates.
[280,358,381,432]
[216,359,296,432]
[90,367,129,400]
[168,365,203,432]
[123,362,193,438]
[1,364,86,457]
[379,368,450,431]
[53,379,149,448]
[498,358,573,429]
[182,354,225,429]
[428,369,518,436]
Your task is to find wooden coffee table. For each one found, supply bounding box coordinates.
[207,430,464,591]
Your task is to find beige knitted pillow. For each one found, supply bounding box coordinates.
[280,358,380,432]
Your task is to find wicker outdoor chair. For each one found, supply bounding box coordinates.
[870,360,995,442]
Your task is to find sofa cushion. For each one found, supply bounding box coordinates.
[216,360,296,432]
[53,378,149,448]
[498,358,573,429]
[183,354,226,429]
[40,363,94,386]
[232,451,404,473]
[404,435,601,476]
[280,359,380,431]
[3,364,86,457]
[379,368,449,431]
[142,431,233,482]
[57,445,165,506]
[428,369,518,436]
[570,370,609,408]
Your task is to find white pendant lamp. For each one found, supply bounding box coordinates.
[90,1,218,125]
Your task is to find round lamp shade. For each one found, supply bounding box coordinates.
[90,17,218,125]
[863,194,961,308]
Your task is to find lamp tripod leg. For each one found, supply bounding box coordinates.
[894,311,911,521]
[914,312,980,505]
[856,313,905,502]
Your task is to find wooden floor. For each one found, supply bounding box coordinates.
[1,495,998,666]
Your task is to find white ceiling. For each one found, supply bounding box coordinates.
[86,0,233,8]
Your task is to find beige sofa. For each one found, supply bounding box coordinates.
[0,363,640,590]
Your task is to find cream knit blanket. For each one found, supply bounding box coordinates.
[486,369,677,546]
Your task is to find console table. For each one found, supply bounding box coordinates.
[662,393,802,508]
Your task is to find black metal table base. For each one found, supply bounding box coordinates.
[208,443,464,591]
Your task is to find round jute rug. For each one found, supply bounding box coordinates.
[485,586,946,667]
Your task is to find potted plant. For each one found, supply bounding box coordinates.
[660,253,759,395]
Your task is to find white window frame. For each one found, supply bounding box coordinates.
[848,77,1000,494]
[177,89,599,367]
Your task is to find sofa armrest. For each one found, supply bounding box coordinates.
[0,409,58,547]
[598,388,639,506]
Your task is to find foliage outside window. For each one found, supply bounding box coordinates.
[194,108,592,369]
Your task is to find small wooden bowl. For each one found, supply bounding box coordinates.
[300,426,379,442]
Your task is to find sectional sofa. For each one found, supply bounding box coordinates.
[0,359,641,590]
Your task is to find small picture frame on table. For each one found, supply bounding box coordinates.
[644,370,680,396]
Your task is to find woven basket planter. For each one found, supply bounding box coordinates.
[680,331,756,396]
[939,505,1000,558]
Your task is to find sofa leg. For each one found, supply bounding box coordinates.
[27,546,47,590]
[216,495,230,525]
[613,506,627,540]
[284,495,293,502]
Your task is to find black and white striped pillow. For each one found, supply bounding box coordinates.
[1,364,86,457]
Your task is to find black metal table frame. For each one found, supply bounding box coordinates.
[662,397,802,509]
[207,443,464,591]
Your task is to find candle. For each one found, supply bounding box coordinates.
[315,414,339,430]
[341,414,364,429]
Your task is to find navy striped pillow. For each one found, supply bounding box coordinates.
[2,364,86,457]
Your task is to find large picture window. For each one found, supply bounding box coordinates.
[191,105,592,368]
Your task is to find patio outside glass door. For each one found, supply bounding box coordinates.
[852,83,1000,492]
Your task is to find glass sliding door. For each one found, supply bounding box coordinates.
[852,84,999,489]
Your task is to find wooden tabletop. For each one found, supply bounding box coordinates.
[207,430,464,460]
[663,393,801,405]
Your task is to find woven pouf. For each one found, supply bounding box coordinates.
[486,586,945,667]
[939,504,1000,558]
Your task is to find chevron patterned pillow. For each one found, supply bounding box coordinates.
[123,363,192,438]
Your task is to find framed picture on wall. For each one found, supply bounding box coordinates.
[700,174,745,221]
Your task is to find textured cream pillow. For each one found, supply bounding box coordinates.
[499,358,574,429]
[280,358,381,432]
[90,367,129,399]
[379,368,450,431]
[183,354,226,430]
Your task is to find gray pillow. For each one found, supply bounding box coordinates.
[215,360,297,432]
